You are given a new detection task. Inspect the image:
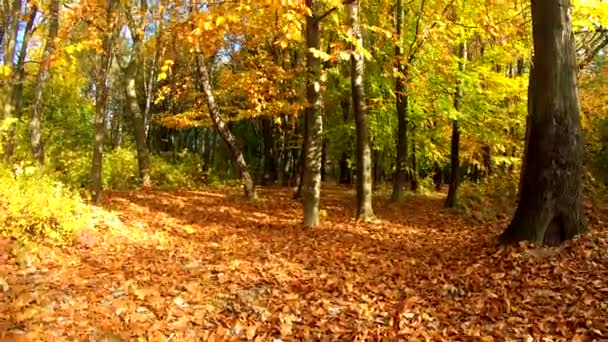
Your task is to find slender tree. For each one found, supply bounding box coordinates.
[91,0,119,202]
[117,3,152,188]
[4,2,37,159]
[195,54,257,200]
[445,42,466,208]
[501,0,585,245]
[346,0,374,220]
[392,0,408,201]
[302,0,323,227]
[30,0,59,164]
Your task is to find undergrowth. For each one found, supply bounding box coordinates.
[457,173,519,223]
[0,165,92,244]
[51,148,204,191]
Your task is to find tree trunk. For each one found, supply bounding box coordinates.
[339,96,351,184]
[294,111,309,199]
[347,0,374,220]
[261,116,277,185]
[30,0,58,164]
[410,126,419,191]
[445,43,467,208]
[501,0,585,246]
[110,108,122,149]
[518,64,535,196]
[1,0,19,150]
[392,0,408,201]
[124,64,152,188]
[321,139,327,182]
[91,0,118,203]
[4,4,36,160]
[195,55,256,199]
[302,4,323,227]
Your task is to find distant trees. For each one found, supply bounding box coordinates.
[1,0,605,241]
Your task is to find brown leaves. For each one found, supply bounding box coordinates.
[0,187,607,340]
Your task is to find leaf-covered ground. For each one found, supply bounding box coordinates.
[1,186,607,341]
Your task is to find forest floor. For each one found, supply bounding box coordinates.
[1,185,608,341]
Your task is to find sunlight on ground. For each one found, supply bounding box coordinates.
[1,187,607,340]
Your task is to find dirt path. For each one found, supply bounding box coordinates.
[1,186,607,341]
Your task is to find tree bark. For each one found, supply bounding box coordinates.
[518,64,534,196]
[339,96,351,185]
[261,116,277,185]
[294,111,309,199]
[91,0,118,203]
[1,0,19,138]
[347,0,374,220]
[302,3,323,227]
[195,55,256,199]
[30,0,59,164]
[410,126,419,191]
[445,42,467,208]
[4,3,36,160]
[392,0,408,201]
[501,0,585,246]
[124,64,152,188]
[110,109,122,149]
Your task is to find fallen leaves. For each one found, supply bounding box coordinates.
[0,186,607,340]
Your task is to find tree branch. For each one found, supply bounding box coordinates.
[316,7,337,22]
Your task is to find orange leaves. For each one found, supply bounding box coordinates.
[156,110,210,129]
[2,187,608,339]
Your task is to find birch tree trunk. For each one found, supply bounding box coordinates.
[346,0,374,220]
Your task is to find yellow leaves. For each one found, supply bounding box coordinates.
[338,50,351,61]
[215,16,226,27]
[191,27,202,36]
[157,110,210,129]
[309,48,332,62]
[157,60,174,81]
[0,65,11,77]
[365,24,393,39]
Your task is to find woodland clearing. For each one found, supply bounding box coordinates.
[1,186,607,341]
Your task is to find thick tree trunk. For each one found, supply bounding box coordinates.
[445,43,467,208]
[91,0,118,203]
[518,64,535,196]
[196,55,256,199]
[30,0,58,163]
[392,0,408,201]
[124,64,152,188]
[501,0,585,246]
[347,0,374,220]
[302,4,323,227]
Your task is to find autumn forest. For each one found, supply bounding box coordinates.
[1,0,608,340]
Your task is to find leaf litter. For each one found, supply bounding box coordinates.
[0,186,607,341]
